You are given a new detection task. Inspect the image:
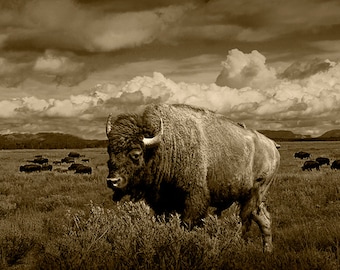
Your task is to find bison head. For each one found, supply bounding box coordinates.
[106,113,163,201]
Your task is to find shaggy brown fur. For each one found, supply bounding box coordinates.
[106,103,280,252]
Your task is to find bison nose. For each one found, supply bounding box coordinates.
[107,177,127,189]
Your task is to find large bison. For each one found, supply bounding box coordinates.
[106,104,280,252]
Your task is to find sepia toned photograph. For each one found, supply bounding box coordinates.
[0,0,339,269]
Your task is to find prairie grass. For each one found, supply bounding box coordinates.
[0,143,339,269]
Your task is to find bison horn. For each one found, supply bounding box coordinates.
[106,113,113,137]
[143,118,163,147]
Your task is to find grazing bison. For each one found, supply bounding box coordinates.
[68,152,81,158]
[75,165,92,174]
[41,164,53,171]
[106,104,280,252]
[331,160,340,170]
[316,157,330,166]
[68,163,83,171]
[20,164,41,173]
[302,160,320,171]
[61,157,75,163]
[54,168,69,173]
[294,151,311,159]
[28,157,49,165]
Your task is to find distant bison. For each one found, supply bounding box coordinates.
[106,104,280,252]
[82,158,90,162]
[331,160,340,170]
[68,152,81,158]
[41,164,53,171]
[20,164,41,173]
[28,157,49,165]
[61,157,75,163]
[315,157,330,166]
[294,151,311,159]
[54,168,69,173]
[68,163,83,171]
[75,165,92,174]
[302,160,320,171]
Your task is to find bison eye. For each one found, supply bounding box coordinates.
[129,149,142,161]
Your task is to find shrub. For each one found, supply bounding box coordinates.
[36,201,243,269]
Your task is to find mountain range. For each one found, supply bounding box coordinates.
[0,133,107,150]
[258,129,340,141]
[1,130,340,149]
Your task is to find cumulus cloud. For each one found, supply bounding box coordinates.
[2,49,340,139]
[33,50,90,86]
[0,50,90,89]
[278,58,334,80]
[215,49,277,89]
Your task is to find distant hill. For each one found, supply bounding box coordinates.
[260,129,340,141]
[0,133,107,149]
[316,129,340,140]
[1,129,340,149]
[258,130,311,141]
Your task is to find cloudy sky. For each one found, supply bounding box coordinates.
[1,0,340,140]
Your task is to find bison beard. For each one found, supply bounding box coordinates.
[106,104,280,252]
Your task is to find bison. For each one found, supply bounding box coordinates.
[74,165,92,174]
[302,160,320,171]
[331,160,340,170]
[294,151,311,159]
[68,152,81,158]
[106,104,280,252]
[68,163,83,171]
[19,164,42,173]
[315,157,330,166]
[61,157,75,163]
[41,164,53,171]
[28,157,49,165]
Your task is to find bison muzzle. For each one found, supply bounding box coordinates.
[106,104,280,252]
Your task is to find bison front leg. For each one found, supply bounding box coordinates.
[181,185,210,228]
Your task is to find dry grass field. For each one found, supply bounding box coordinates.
[0,142,339,269]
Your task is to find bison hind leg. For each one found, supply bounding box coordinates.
[239,197,256,239]
[252,202,273,253]
[239,180,274,252]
